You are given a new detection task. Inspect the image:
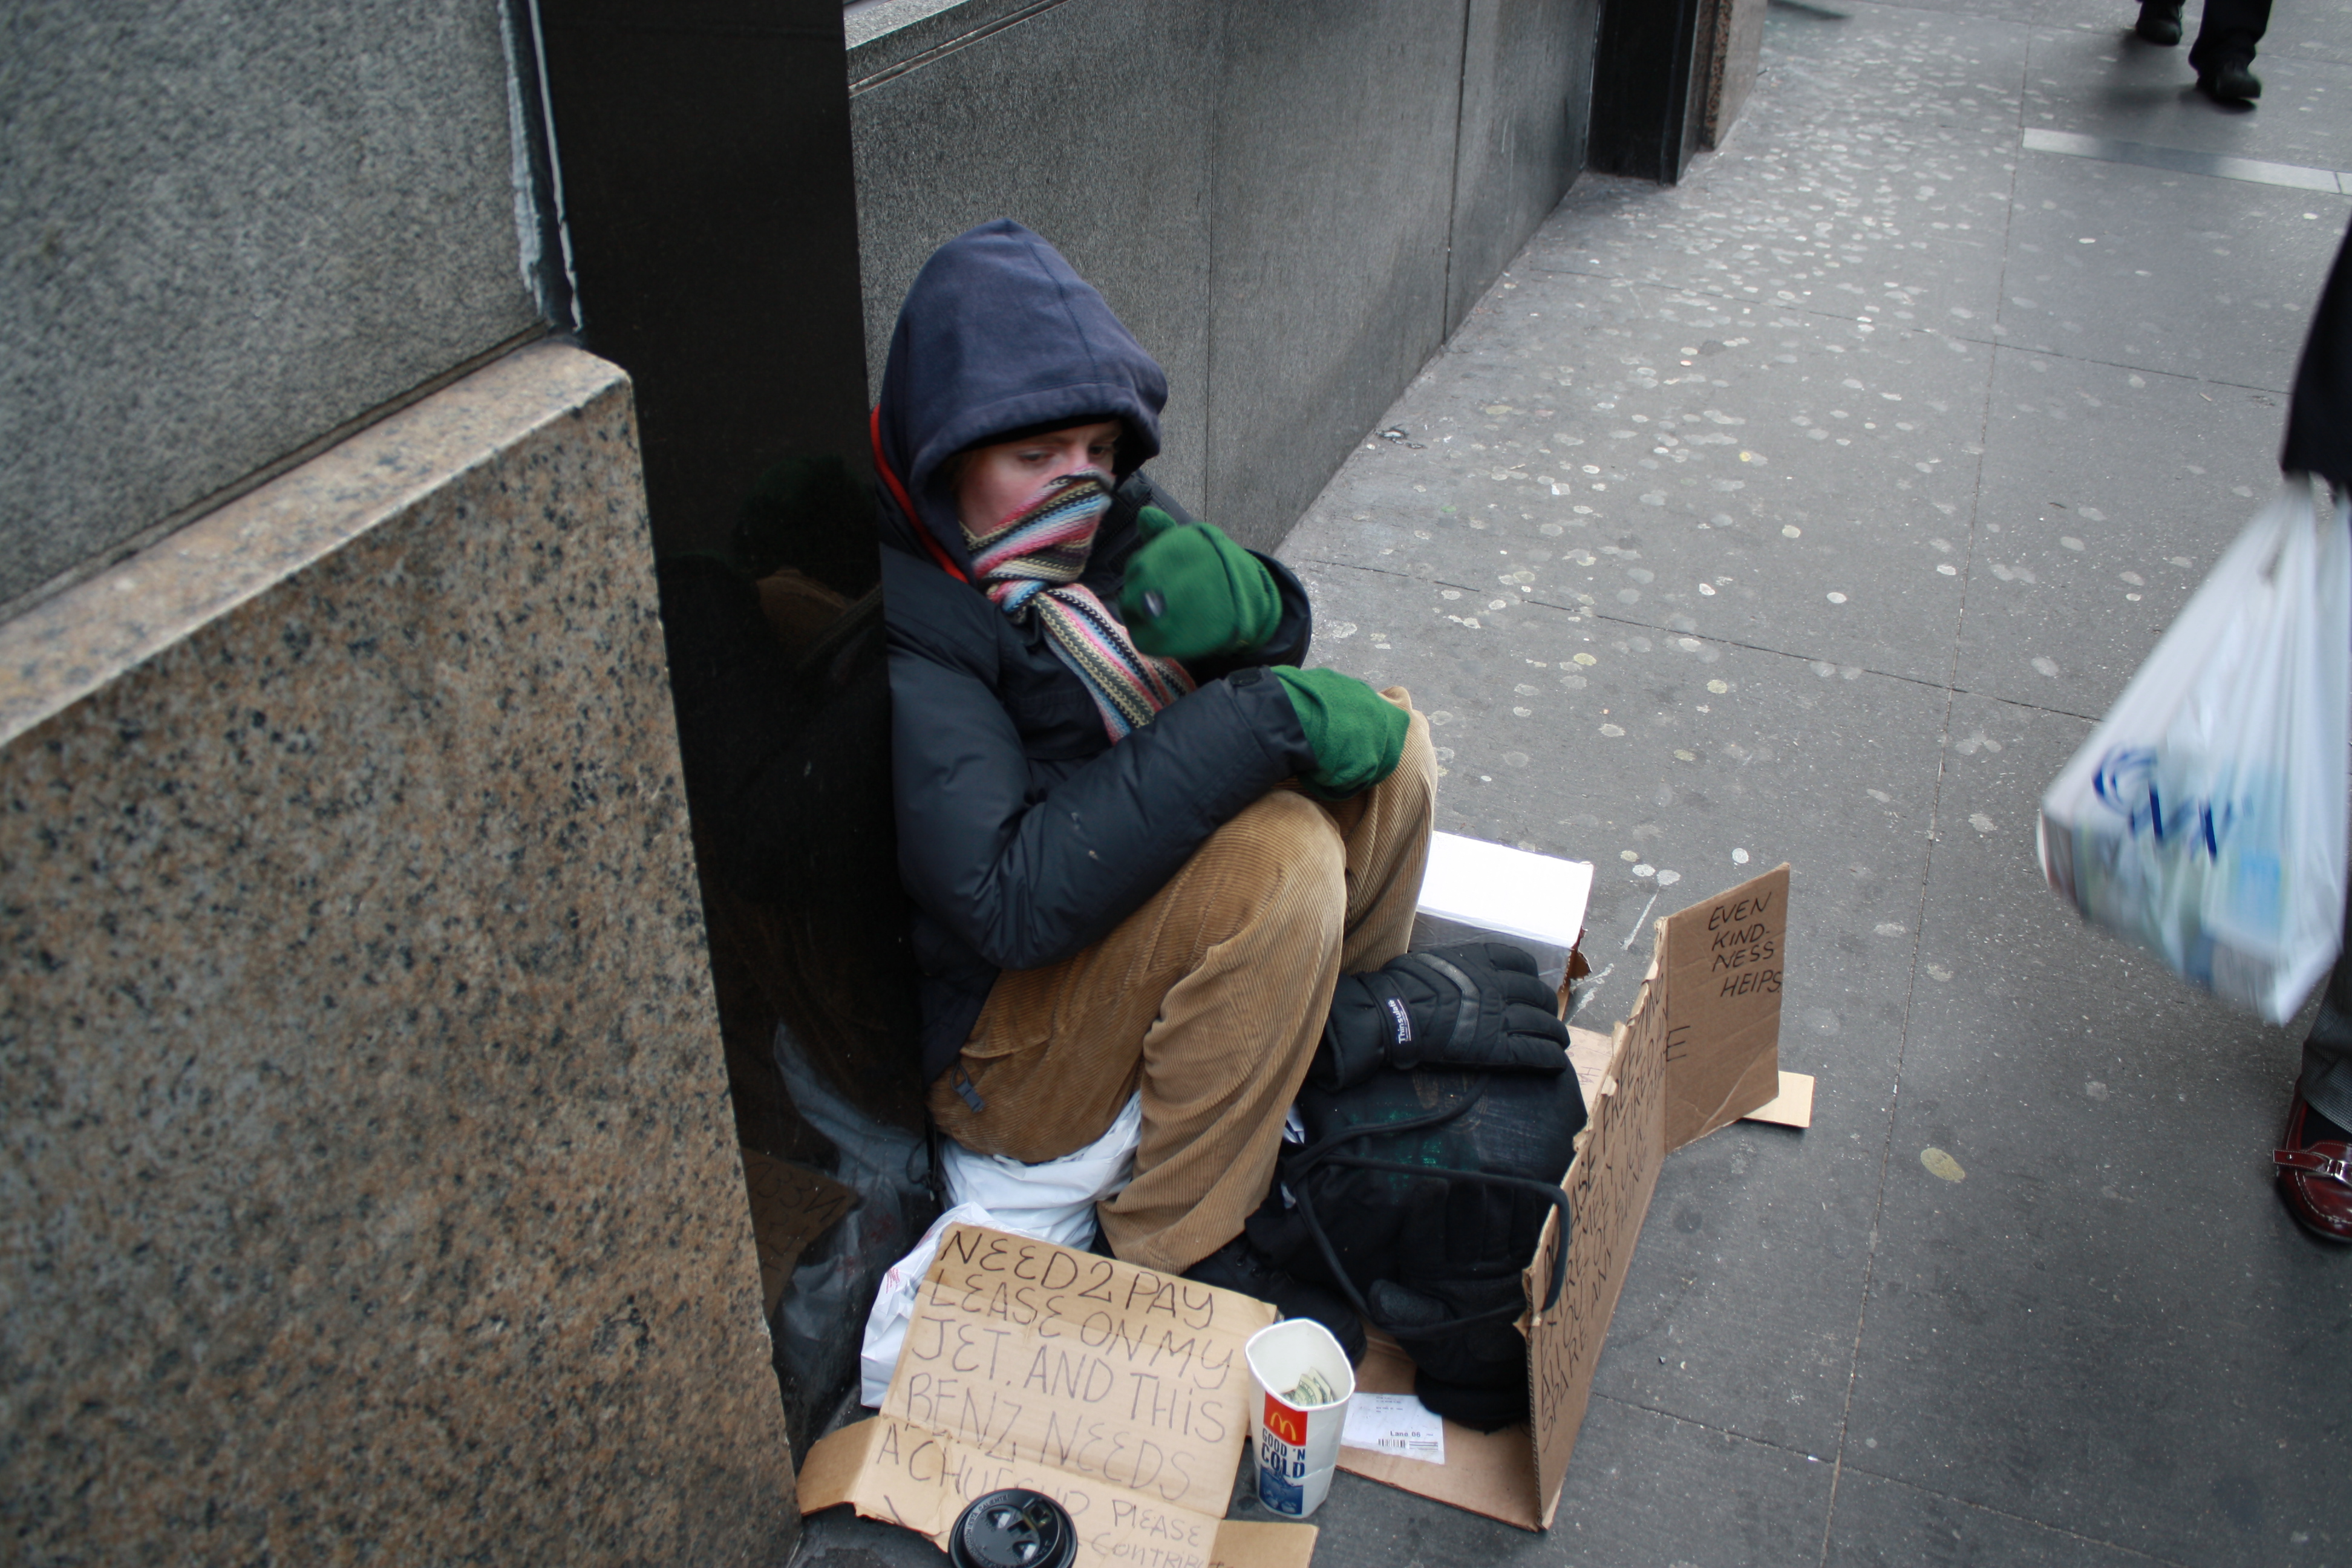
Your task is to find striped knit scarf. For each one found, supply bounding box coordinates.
[961,474,1195,739]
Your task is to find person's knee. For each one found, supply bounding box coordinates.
[1184,791,1347,940]
[1211,788,1347,878]
[1374,688,1439,826]
[1397,698,1437,791]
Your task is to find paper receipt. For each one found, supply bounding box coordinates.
[1339,1392,1446,1465]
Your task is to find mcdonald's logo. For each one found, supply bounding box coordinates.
[1263,1394,1307,1448]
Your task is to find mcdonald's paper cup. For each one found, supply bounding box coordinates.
[1244,1320,1356,1518]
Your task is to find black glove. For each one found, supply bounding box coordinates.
[1311,942,1570,1090]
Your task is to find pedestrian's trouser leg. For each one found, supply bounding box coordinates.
[2189,0,2271,70]
[929,690,1438,1275]
[2303,881,2352,1128]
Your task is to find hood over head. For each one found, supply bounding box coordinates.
[873,220,1168,571]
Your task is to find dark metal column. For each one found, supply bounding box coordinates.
[1588,0,1716,184]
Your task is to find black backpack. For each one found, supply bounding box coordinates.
[1245,944,1587,1430]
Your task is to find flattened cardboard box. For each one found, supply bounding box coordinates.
[799,1224,1317,1568]
[1336,863,1790,1528]
[801,863,1789,1548]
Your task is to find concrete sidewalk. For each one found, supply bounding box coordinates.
[795,2,2352,1562]
[1279,0,2352,1562]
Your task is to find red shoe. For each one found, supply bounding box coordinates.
[2274,1091,2352,1243]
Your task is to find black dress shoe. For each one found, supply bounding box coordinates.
[2198,58,2262,103]
[1183,1235,1366,1364]
[2135,0,2183,45]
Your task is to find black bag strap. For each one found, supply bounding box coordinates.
[1279,1077,1572,1337]
[1287,1080,1480,1166]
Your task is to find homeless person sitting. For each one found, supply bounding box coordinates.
[873,220,1438,1357]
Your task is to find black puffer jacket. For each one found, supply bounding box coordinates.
[875,220,1317,1084]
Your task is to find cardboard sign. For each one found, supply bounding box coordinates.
[1526,987,1672,1525]
[1661,864,1789,1151]
[798,1224,1316,1568]
[1331,862,1792,1530]
[1330,1002,1668,1529]
[797,1413,1275,1562]
[1336,1331,1546,1522]
[740,1151,857,1318]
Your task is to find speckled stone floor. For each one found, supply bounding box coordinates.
[794,2,2352,1563]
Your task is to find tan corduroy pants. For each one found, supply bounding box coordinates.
[929,689,1437,1276]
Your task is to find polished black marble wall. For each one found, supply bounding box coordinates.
[534,0,929,1454]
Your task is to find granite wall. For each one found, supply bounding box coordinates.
[0,342,798,1566]
[1206,0,1473,546]
[846,0,1219,524]
[1448,0,1607,330]
[1702,0,1769,151]
[0,0,544,610]
[844,0,1603,552]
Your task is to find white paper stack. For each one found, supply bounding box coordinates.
[1411,831,1595,993]
[1341,1392,1447,1465]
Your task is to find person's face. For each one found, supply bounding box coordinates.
[953,420,1122,531]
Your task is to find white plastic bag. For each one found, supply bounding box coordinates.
[858,1201,1013,1408]
[937,1090,1143,1249]
[2039,478,2351,1021]
[860,1097,1146,1406]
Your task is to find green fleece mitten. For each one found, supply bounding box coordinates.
[1120,507,1283,660]
[1271,666,1409,800]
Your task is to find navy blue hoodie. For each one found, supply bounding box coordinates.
[874,221,1315,1083]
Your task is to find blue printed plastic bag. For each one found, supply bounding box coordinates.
[2039,479,2350,1022]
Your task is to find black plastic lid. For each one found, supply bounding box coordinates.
[949,1489,1076,1568]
